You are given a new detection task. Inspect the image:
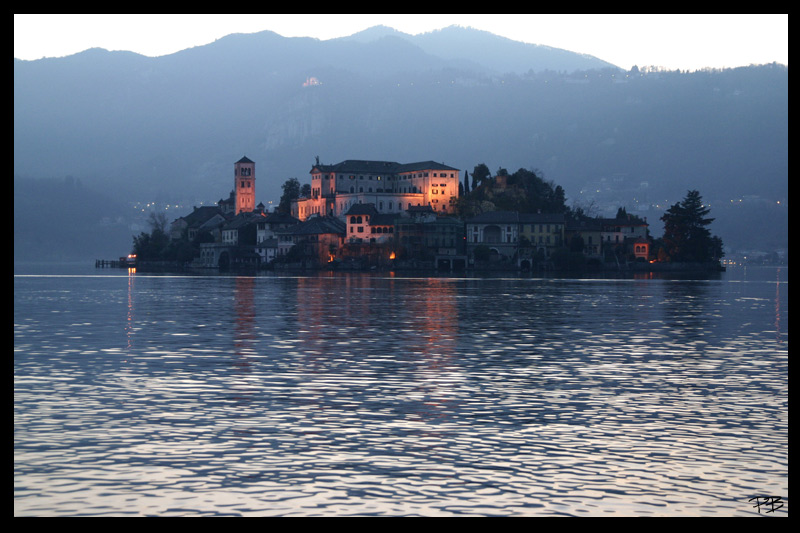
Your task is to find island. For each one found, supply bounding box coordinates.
[120,156,724,273]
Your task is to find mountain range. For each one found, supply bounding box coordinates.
[14,25,787,260]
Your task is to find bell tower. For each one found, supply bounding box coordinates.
[234,156,255,215]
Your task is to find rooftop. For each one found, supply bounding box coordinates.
[311,159,459,175]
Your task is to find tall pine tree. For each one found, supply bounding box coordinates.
[660,190,723,262]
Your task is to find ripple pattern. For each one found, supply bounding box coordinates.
[15,271,788,516]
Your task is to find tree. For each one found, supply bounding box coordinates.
[463,170,470,194]
[131,211,170,259]
[660,190,724,263]
[472,163,490,189]
[148,211,168,233]
[277,178,301,215]
[301,183,311,198]
[569,233,585,253]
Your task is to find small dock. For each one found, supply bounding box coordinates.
[96,255,137,268]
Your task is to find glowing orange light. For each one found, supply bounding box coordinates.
[389,252,396,260]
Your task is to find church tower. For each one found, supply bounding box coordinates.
[234,156,255,215]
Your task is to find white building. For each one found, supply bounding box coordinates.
[293,159,461,221]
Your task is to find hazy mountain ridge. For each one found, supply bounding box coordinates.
[14,26,787,260]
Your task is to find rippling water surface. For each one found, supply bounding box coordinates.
[14,265,788,516]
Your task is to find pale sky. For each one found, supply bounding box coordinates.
[14,14,788,71]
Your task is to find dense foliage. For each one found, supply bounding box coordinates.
[455,164,568,216]
[131,211,204,262]
[659,190,724,263]
[277,178,301,215]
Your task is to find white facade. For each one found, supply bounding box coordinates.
[294,160,460,221]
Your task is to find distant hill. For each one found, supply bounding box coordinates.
[340,25,617,74]
[13,26,787,260]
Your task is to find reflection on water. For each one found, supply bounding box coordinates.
[14,267,787,516]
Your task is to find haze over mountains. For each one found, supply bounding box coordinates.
[14,25,787,261]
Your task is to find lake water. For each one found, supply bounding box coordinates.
[14,264,788,516]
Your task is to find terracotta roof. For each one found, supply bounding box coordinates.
[518,212,566,224]
[182,205,224,227]
[465,211,520,224]
[344,203,379,216]
[371,213,397,226]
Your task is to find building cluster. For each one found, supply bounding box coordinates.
[169,157,650,270]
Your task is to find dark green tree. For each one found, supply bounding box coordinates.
[569,233,585,253]
[463,170,470,194]
[660,190,724,262]
[131,211,170,260]
[471,163,490,189]
[277,178,301,215]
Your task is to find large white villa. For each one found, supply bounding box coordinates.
[292,159,461,221]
